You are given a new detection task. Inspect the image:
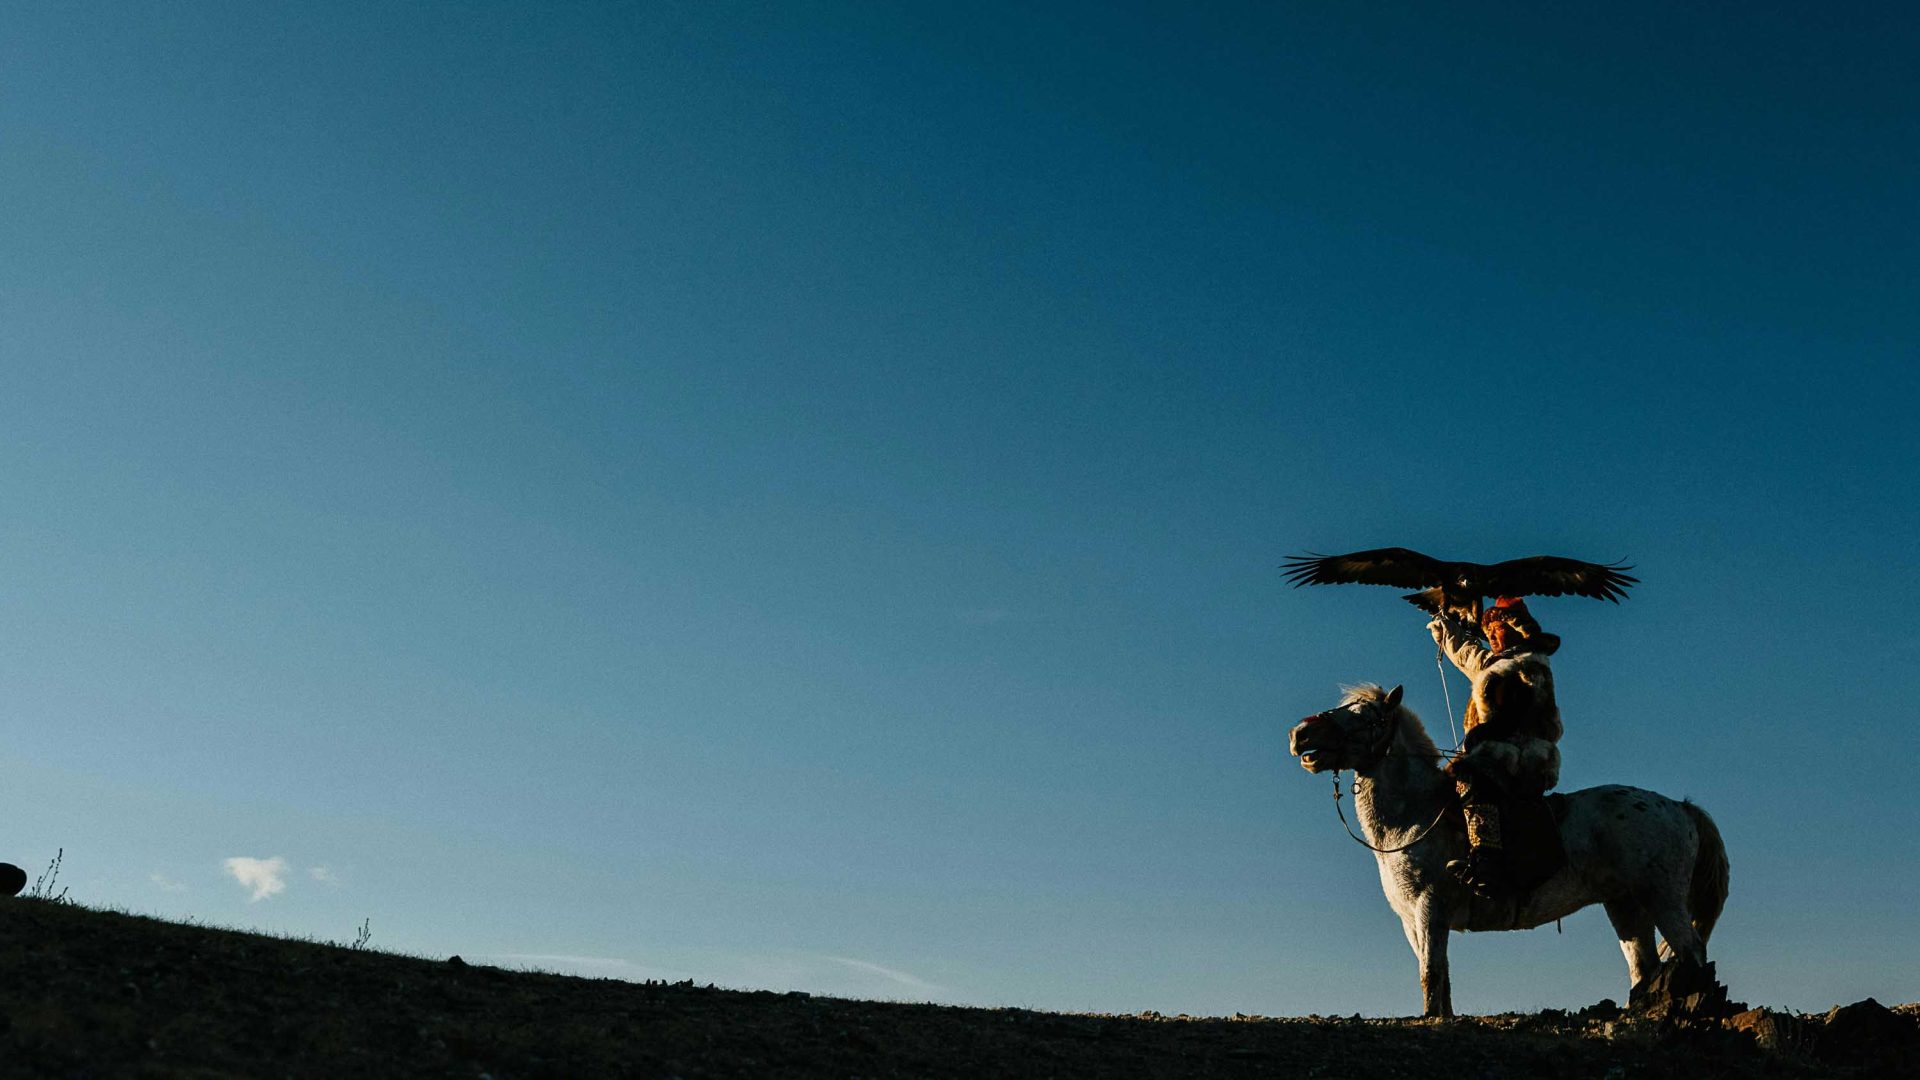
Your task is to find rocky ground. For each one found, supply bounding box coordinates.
[0,898,1912,1078]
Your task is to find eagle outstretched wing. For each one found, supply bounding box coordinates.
[1280,548,1451,590]
[1283,547,1637,606]
[1479,555,1637,603]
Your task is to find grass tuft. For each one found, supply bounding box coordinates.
[27,848,69,904]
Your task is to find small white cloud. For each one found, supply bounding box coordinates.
[224,856,288,902]
[720,951,953,1001]
[819,954,946,995]
[483,953,690,983]
[149,872,188,893]
[308,866,337,884]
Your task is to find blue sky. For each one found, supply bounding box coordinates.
[1,2,1915,1015]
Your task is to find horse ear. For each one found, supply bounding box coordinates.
[1385,684,1403,708]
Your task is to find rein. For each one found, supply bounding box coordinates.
[1332,770,1453,854]
[1435,646,1461,749]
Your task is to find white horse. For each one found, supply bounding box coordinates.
[1287,683,1728,1019]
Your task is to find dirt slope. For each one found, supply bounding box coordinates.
[0,899,1903,1078]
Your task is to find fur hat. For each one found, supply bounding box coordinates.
[1481,596,1538,634]
[1482,596,1560,654]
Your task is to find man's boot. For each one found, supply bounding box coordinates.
[1448,801,1509,897]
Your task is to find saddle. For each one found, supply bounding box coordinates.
[1459,793,1569,932]
[1507,792,1569,892]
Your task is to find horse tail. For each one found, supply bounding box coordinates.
[1663,800,1729,959]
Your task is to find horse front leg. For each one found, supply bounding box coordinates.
[1422,906,1452,1019]
[1405,890,1453,1019]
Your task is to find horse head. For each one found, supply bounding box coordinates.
[1288,683,1405,774]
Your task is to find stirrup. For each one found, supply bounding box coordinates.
[1447,850,1507,897]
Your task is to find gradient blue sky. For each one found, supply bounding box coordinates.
[2,2,1915,1015]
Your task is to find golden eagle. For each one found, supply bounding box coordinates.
[1281,547,1636,621]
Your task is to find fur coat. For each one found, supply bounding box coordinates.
[1429,615,1562,793]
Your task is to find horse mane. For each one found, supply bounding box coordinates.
[1339,683,1441,761]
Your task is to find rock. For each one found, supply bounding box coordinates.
[1814,998,1920,1063]
[1725,1007,1807,1052]
[1577,999,1621,1021]
[0,864,25,897]
[1628,959,1737,1024]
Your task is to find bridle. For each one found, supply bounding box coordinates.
[1301,698,1455,854]
[1297,698,1401,771]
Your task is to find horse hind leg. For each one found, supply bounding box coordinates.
[1603,898,1660,993]
[1652,898,1706,968]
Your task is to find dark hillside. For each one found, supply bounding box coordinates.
[0,899,1903,1078]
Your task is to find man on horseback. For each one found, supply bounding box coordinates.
[1429,596,1564,897]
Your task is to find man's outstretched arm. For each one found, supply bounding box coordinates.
[1429,615,1492,678]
